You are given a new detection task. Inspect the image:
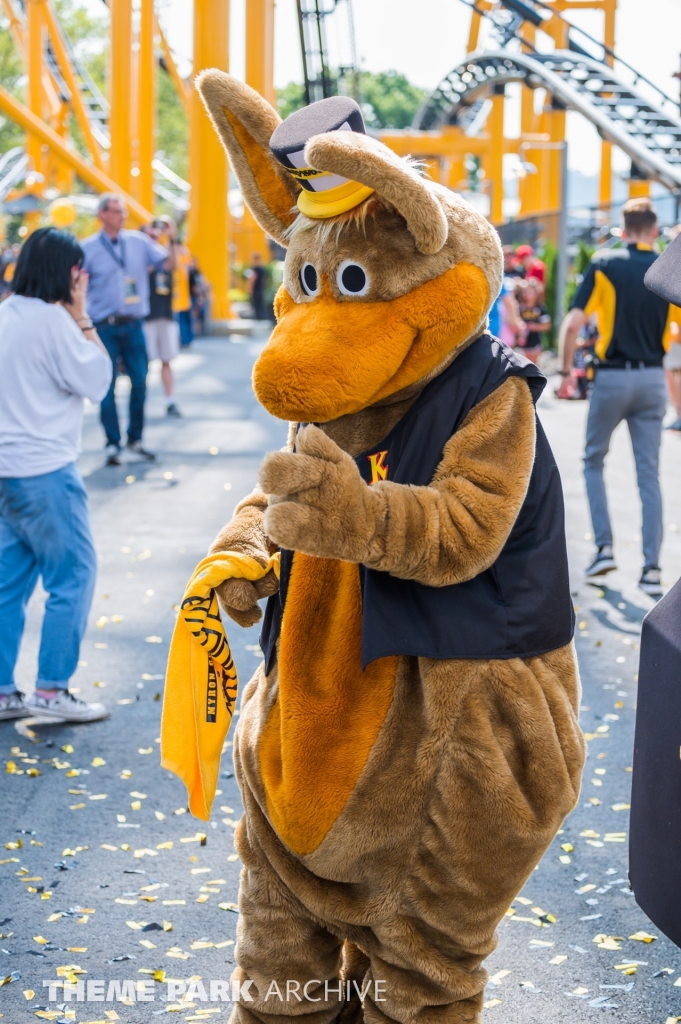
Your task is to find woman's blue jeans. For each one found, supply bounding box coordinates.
[0,463,97,692]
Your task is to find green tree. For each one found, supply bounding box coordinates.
[156,65,189,181]
[277,80,306,120]
[360,70,426,130]
[276,70,426,130]
[0,13,29,153]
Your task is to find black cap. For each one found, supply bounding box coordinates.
[270,96,365,192]
[644,232,681,306]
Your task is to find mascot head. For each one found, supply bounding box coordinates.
[197,72,502,423]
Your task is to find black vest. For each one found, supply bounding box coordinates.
[261,335,574,672]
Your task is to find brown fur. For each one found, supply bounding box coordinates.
[230,642,582,1024]
[199,71,583,1024]
[283,192,502,310]
[209,491,278,627]
[196,72,298,245]
[304,131,448,254]
[260,377,535,581]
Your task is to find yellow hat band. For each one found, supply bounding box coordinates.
[297,178,375,219]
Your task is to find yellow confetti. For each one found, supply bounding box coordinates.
[196,894,209,904]
[69,803,86,810]
[162,900,186,906]
[157,841,173,850]
[23,989,35,1000]
[100,844,118,852]
[227,853,239,862]
[593,935,622,950]
[154,811,166,821]
[91,757,106,767]
[218,902,238,912]
[614,964,637,975]
[483,999,502,1009]
[89,794,107,801]
[163,920,173,932]
[139,939,156,949]
[47,913,62,922]
[549,955,567,965]
[138,748,153,754]
[68,948,87,953]
[629,931,656,943]
[131,801,141,811]
[144,637,162,644]
[33,936,48,944]
[488,970,511,986]
[560,843,573,852]
[117,814,126,823]
[611,803,630,811]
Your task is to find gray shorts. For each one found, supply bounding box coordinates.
[143,318,180,362]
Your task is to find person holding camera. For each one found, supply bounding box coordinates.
[0,228,112,722]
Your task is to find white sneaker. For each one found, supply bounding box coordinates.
[639,567,663,597]
[585,546,616,578]
[0,691,31,720]
[25,689,109,723]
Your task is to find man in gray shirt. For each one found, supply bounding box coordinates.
[82,194,171,465]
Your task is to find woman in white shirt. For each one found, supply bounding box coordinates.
[0,227,113,722]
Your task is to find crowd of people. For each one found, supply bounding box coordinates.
[0,190,679,730]
[488,243,552,363]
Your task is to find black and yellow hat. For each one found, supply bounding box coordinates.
[270,96,374,220]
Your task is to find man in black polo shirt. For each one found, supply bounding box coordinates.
[557,198,681,595]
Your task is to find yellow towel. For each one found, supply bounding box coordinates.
[161,551,280,820]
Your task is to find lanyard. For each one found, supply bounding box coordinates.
[99,232,127,272]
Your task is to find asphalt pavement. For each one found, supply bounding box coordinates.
[3,333,681,1023]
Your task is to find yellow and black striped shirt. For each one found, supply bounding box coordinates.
[571,243,681,364]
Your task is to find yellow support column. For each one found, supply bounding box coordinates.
[110,0,133,195]
[246,0,275,106]
[137,0,155,212]
[599,0,617,207]
[485,86,505,225]
[26,0,45,177]
[188,0,231,322]
[239,0,275,265]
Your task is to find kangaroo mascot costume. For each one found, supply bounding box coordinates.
[194,72,584,1024]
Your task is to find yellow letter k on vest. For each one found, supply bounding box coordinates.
[367,450,389,484]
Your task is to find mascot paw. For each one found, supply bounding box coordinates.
[260,424,380,562]
[215,569,279,627]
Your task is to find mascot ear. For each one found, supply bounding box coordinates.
[304,131,448,255]
[196,70,299,246]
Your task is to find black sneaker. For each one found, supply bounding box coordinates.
[166,403,182,418]
[105,443,121,466]
[126,439,156,461]
[639,567,663,597]
[585,545,616,578]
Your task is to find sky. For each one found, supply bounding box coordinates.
[150,0,681,179]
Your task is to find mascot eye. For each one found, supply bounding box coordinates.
[299,262,319,297]
[336,260,369,297]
